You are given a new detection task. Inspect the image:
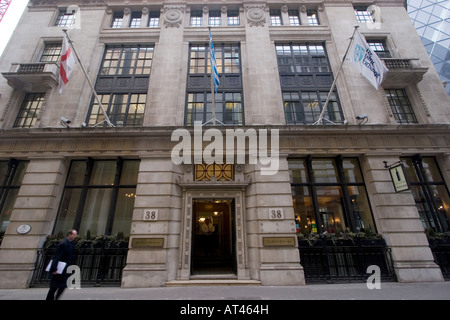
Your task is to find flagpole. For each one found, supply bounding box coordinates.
[211,30,216,126]
[313,25,359,125]
[62,29,114,128]
[203,27,225,126]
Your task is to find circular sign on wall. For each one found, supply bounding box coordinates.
[16,224,31,234]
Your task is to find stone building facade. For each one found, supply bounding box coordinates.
[0,0,449,288]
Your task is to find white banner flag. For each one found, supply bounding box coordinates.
[350,29,388,90]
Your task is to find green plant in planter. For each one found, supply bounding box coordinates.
[43,231,130,250]
[425,228,450,245]
[297,227,384,246]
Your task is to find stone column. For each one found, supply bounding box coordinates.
[362,155,443,282]
[299,6,308,26]
[121,156,182,287]
[243,5,284,125]
[245,156,305,286]
[144,6,186,126]
[140,8,149,28]
[0,157,66,288]
[121,7,131,28]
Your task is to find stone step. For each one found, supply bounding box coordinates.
[165,279,262,287]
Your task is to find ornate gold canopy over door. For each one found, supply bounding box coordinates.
[194,163,234,181]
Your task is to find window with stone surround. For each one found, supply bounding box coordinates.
[111,11,123,28]
[88,93,146,127]
[354,6,374,23]
[289,157,376,235]
[307,9,319,26]
[288,9,300,26]
[385,89,418,124]
[0,160,28,237]
[186,43,243,125]
[283,91,342,124]
[227,10,240,26]
[209,10,221,26]
[276,43,344,124]
[148,11,160,28]
[190,10,203,27]
[55,8,75,27]
[129,11,142,28]
[40,43,62,63]
[14,93,45,128]
[402,156,450,233]
[53,159,139,237]
[186,92,243,125]
[270,9,282,26]
[367,39,391,58]
[86,45,153,127]
[100,45,154,76]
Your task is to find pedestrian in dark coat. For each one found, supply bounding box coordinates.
[45,229,77,300]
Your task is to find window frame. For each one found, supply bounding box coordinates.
[270,9,282,26]
[148,11,160,28]
[87,93,146,127]
[227,10,240,26]
[186,43,244,126]
[100,44,154,76]
[288,9,300,26]
[0,159,28,235]
[354,6,374,23]
[401,156,450,233]
[40,43,62,63]
[208,10,221,27]
[367,39,391,58]
[111,11,124,28]
[307,9,320,26]
[289,156,377,235]
[190,10,203,27]
[129,11,142,28]
[283,90,343,125]
[185,91,244,126]
[53,158,140,237]
[14,93,45,128]
[276,42,344,125]
[385,89,418,124]
[55,9,75,27]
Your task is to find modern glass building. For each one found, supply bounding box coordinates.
[407,0,450,95]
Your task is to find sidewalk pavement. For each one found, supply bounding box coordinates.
[0,281,449,300]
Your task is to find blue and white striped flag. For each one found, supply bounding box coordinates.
[209,30,220,92]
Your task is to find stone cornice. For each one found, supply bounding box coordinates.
[28,0,406,7]
[0,124,448,158]
[1,124,449,138]
[269,25,332,41]
[99,29,161,43]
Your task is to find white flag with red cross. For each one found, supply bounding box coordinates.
[58,35,76,94]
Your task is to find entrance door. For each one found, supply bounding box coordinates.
[191,199,236,275]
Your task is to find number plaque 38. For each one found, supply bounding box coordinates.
[143,209,158,221]
[269,208,284,219]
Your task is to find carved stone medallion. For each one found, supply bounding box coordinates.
[246,6,265,27]
[164,8,183,28]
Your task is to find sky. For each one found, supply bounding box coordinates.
[0,0,28,57]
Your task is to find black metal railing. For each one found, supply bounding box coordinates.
[429,242,450,280]
[17,63,46,73]
[30,244,128,287]
[298,240,396,283]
